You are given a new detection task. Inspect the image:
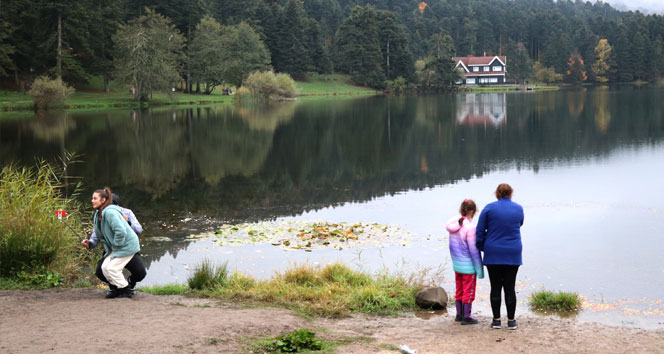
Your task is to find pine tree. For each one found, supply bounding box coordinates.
[566,52,587,84]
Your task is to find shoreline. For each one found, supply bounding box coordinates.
[1,288,661,353]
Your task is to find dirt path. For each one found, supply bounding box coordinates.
[1,289,662,353]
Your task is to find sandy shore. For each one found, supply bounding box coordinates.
[1,289,662,353]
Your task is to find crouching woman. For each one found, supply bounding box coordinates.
[91,187,141,298]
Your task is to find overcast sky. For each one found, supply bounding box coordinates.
[599,0,664,14]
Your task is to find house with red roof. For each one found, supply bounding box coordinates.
[453,56,507,85]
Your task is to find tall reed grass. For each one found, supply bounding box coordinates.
[529,289,582,313]
[0,160,86,282]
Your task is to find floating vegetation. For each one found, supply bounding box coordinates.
[187,221,416,251]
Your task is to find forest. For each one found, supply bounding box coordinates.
[1,0,663,91]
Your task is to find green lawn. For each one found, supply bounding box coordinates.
[1,73,375,112]
[296,73,377,96]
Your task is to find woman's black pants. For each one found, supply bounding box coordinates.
[95,253,147,290]
[486,265,520,320]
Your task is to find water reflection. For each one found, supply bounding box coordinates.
[456,93,506,127]
[1,87,664,273]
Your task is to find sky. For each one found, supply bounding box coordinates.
[599,0,664,14]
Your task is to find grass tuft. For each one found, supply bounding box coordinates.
[141,284,189,295]
[188,259,228,290]
[529,289,582,313]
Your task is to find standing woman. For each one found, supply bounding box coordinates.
[476,183,524,330]
[90,187,141,298]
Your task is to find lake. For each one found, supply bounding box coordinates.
[1,86,663,328]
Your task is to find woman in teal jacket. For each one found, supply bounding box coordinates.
[91,187,141,298]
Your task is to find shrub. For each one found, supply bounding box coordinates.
[275,73,297,98]
[188,259,228,290]
[0,160,85,280]
[27,76,75,109]
[529,289,582,313]
[243,71,297,100]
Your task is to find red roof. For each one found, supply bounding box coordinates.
[454,56,506,67]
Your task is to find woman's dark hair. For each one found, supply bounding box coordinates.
[458,199,477,226]
[495,183,513,199]
[94,187,113,219]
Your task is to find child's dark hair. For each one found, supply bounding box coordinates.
[458,199,477,226]
[94,187,113,219]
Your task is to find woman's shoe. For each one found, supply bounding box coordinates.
[105,289,121,299]
[507,319,518,330]
[491,319,502,329]
[118,286,133,298]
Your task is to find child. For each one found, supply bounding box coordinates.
[446,199,484,325]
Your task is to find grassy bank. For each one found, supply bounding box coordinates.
[142,262,424,317]
[296,73,377,96]
[1,73,374,112]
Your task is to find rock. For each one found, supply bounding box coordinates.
[415,287,448,310]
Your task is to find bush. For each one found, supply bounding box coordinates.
[0,161,85,280]
[188,259,228,290]
[27,76,75,109]
[243,71,297,100]
[529,289,582,313]
[275,73,297,98]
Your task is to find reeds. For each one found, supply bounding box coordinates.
[0,161,85,282]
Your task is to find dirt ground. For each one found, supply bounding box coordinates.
[1,289,662,354]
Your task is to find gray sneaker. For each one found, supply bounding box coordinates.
[507,319,518,330]
[491,319,501,329]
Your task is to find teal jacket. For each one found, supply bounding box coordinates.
[93,205,140,259]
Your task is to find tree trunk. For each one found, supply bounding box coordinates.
[187,24,191,94]
[57,14,62,78]
[386,39,390,80]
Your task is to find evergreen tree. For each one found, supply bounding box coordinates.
[377,10,414,82]
[506,41,533,84]
[335,6,385,88]
[0,13,15,77]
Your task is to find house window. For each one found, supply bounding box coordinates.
[492,66,502,71]
[483,66,490,72]
[473,67,479,72]
[467,78,476,84]
[489,77,498,83]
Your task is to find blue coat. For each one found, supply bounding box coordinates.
[93,205,140,259]
[476,198,523,265]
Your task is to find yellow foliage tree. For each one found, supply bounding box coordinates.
[591,39,612,83]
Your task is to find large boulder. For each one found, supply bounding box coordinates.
[415,287,448,310]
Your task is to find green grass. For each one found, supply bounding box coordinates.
[141,283,189,295]
[0,160,89,282]
[187,259,228,290]
[296,73,377,96]
[529,289,582,313]
[142,262,422,317]
[1,87,233,111]
[244,328,336,354]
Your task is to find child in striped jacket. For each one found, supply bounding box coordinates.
[446,199,484,325]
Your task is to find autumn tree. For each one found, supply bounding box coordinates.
[566,53,587,84]
[533,61,562,84]
[591,39,612,83]
[113,9,185,101]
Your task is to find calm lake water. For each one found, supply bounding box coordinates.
[1,86,663,328]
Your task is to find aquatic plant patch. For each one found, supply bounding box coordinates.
[187,221,417,251]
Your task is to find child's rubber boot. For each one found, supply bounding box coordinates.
[461,303,478,325]
[455,300,463,322]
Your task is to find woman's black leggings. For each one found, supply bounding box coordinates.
[95,253,147,290]
[486,265,520,320]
